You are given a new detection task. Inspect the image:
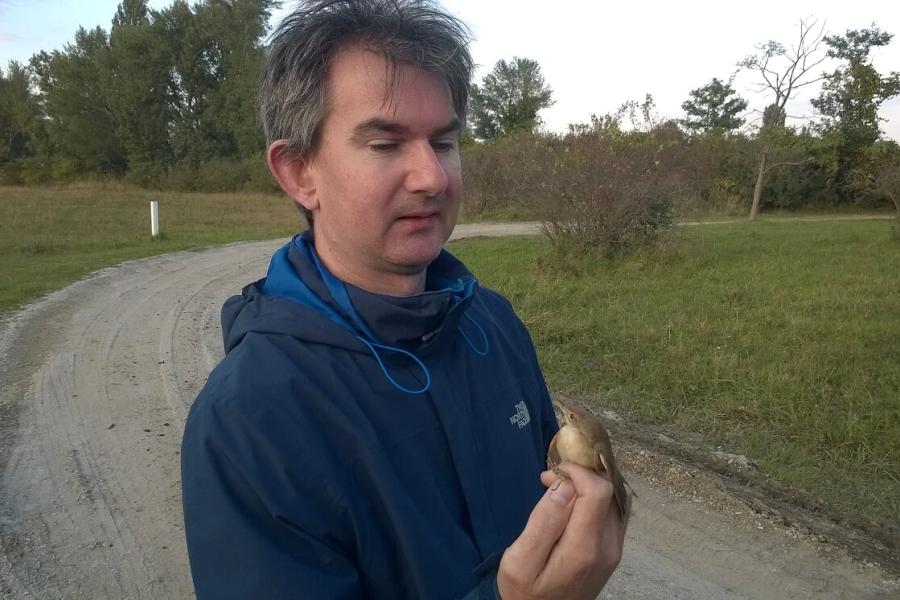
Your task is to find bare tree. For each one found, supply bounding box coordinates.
[740,18,828,219]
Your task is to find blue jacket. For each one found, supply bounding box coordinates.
[181,233,558,599]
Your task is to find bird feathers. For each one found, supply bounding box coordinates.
[547,399,634,526]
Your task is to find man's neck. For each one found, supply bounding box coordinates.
[312,241,427,297]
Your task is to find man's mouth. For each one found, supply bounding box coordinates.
[397,211,439,220]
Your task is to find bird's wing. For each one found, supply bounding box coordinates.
[595,443,632,527]
[547,433,561,471]
[592,444,610,475]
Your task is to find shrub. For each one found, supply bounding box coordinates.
[0,161,23,185]
[539,133,678,257]
[17,158,54,185]
[461,132,550,218]
[123,160,167,189]
[159,158,252,192]
[241,154,281,193]
[867,144,900,240]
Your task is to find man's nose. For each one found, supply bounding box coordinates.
[405,141,449,197]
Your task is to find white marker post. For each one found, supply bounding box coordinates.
[150,201,160,238]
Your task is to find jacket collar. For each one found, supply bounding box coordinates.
[263,232,479,353]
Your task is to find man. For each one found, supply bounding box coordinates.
[181,1,624,598]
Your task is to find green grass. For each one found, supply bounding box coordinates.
[0,184,299,314]
[449,221,900,527]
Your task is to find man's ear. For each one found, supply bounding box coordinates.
[267,140,319,213]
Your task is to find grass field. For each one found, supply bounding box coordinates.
[450,221,900,527]
[0,185,300,314]
[3,185,898,527]
[0,184,535,315]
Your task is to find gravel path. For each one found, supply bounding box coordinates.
[0,222,896,599]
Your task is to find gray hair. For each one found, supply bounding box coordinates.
[260,0,473,161]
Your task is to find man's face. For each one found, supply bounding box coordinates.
[302,46,462,294]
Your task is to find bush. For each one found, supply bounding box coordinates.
[461,129,681,255]
[867,143,900,240]
[0,161,23,185]
[679,136,756,214]
[540,133,678,257]
[461,132,550,218]
[241,154,281,193]
[1,157,111,186]
[159,158,252,192]
[123,160,167,189]
[17,158,54,185]
[48,158,80,182]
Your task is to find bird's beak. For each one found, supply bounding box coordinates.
[552,398,568,423]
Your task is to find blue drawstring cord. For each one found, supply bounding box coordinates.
[303,238,383,343]
[354,314,487,394]
[273,235,489,395]
[459,313,489,357]
[355,337,432,395]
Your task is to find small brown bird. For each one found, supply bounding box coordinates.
[547,398,635,526]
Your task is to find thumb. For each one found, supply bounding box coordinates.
[503,477,576,579]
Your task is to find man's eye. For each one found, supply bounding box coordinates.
[369,142,398,153]
[431,140,457,153]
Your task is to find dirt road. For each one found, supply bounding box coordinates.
[1,223,896,598]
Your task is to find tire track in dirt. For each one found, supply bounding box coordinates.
[0,223,897,598]
[0,240,283,598]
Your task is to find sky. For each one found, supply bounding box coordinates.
[2,0,900,141]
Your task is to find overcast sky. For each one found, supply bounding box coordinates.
[3,0,900,140]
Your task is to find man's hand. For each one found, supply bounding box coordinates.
[496,462,625,600]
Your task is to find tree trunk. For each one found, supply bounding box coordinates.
[749,147,768,221]
[890,192,900,238]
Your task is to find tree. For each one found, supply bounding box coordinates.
[30,28,127,175]
[114,0,149,27]
[158,0,274,167]
[108,0,175,181]
[740,18,827,219]
[860,141,900,236]
[680,78,748,135]
[156,0,219,166]
[202,0,274,158]
[0,61,40,164]
[619,93,661,132]
[468,57,554,140]
[811,26,900,202]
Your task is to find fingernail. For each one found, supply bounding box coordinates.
[549,480,574,506]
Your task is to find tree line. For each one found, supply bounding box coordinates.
[464,20,900,222]
[1,4,899,222]
[1,0,276,190]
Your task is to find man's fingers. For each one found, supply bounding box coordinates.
[539,469,559,488]
[555,462,617,535]
[505,477,576,579]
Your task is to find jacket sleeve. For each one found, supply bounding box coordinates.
[181,398,363,600]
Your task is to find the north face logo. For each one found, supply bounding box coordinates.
[510,401,531,429]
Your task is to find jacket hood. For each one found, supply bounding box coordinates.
[222,232,484,365]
